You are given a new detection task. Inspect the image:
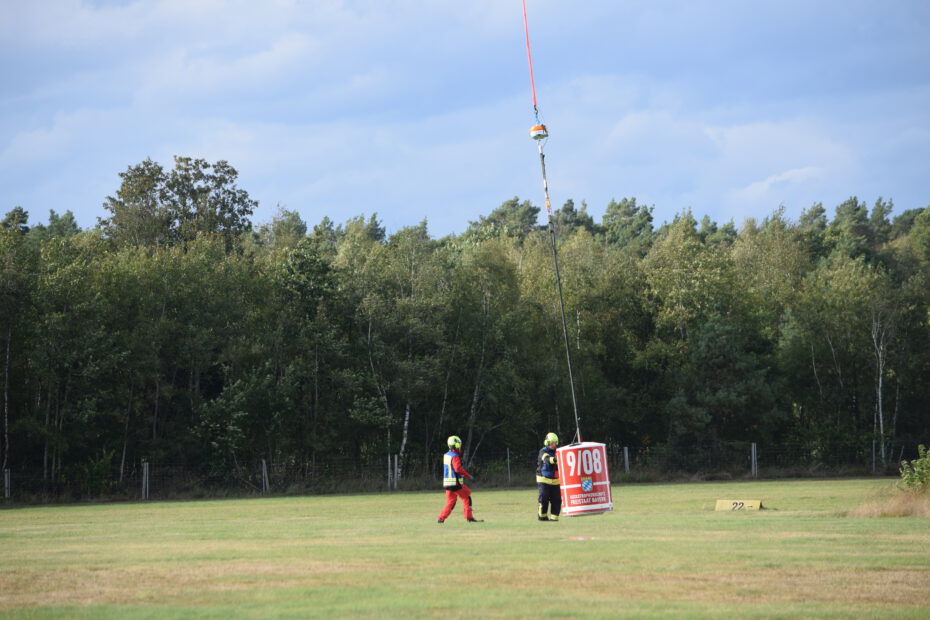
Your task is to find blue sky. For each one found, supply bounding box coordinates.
[2,1,929,238]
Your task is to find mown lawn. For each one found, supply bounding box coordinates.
[1,478,928,618]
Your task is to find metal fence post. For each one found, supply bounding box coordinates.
[141,460,150,500]
[261,459,270,495]
[393,454,399,490]
[3,468,9,499]
[387,454,392,490]
[623,447,630,475]
[751,443,758,479]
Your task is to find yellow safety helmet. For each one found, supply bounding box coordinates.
[544,432,559,446]
[447,435,462,449]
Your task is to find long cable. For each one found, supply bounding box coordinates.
[521,0,539,118]
[521,0,582,443]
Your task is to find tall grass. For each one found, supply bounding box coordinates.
[847,489,930,517]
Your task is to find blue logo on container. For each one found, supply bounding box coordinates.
[581,477,593,492]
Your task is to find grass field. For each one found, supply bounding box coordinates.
[2,478,929,618]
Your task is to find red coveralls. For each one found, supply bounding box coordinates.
[438,449,474,522]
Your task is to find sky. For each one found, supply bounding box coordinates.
[2,0,929,238]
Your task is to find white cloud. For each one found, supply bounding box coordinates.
[134,32,320,102]
[699,121,855,221]
[498,69,868,226]
[0,108,107,167]
[2,1,927,234]
[727,167,823,204]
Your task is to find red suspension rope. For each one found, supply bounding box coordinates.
[521,0,539,118]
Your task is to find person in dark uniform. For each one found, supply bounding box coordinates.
[536,432,561,521]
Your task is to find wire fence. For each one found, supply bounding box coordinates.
[2,440,921,504]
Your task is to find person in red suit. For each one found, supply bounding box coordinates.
[437,435,483,523]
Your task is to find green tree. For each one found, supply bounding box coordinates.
[869,197,893,248]
[2,207,30,234]
[248,222,351,471]
[778,253,887,454]
[101,156,257,250]
[799,202,828,260]
[29,231,117,484]
[257,206,307,252]
[307,217,340,257]
[27,210,81,245]
[0,219,38,471]
[644,214,733,340]
[165,157,256,249]
[375,222,446,473]
[901,207,930,264]
[329,214,396,458]
[280,238,336,323]
[452,239,532,466]
[643,213,755,448]
[100,158,172,247]
[730,209,811,339]
[540,229,653,445]
[701,216,738,247]
[602,197,654,255]
[464,197,540,242]
[826,196,871,259]
[681,315,779,443]
[889,208,923,241]
[550,199,598,238]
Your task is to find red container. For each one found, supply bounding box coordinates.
[556,442,613,516]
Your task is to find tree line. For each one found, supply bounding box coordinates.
[2,156,929,493]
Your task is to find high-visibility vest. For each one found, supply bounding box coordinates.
[536,446,560,485]
[442,451,462,488]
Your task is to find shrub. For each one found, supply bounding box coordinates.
[898,444,930,492]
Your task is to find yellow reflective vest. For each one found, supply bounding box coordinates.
[536,446,560,485]
[443,450,464,488]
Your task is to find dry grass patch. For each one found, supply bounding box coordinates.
[0,559,380,610]
[448,565,930,607]
[847,491,930,518]
[534,566,930,606]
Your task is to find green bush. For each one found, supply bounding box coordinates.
[898,444,930,492]
[76,449,116,499]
